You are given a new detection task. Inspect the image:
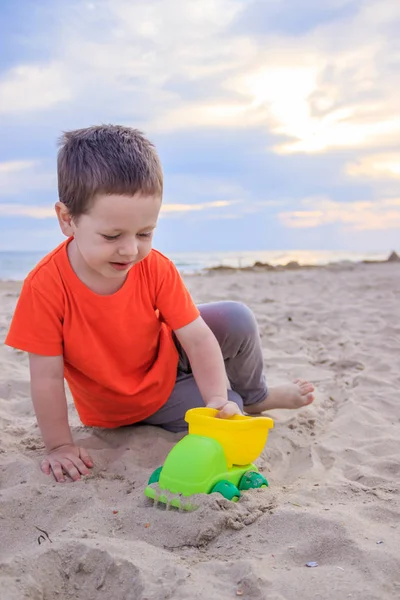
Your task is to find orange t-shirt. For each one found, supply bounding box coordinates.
[5,240,200,428]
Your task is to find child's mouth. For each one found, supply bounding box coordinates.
[110,261,133,271]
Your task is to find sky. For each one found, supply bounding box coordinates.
[0,0,399,254]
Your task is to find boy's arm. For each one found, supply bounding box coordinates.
[29,354,73,449]
[29,354,93,482]
[173,317,242,418]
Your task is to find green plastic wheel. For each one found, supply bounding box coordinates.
[239,471,269,491]
[148,466,163,485]
[211,480,241,502]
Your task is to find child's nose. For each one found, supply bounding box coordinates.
[118,240,138,257]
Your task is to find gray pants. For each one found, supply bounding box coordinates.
[143,301,268,432]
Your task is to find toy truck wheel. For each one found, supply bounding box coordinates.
[148,466,163,485]
[239,471,269,491]
[211,481,241,502]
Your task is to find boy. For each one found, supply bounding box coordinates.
[5,125,314,483]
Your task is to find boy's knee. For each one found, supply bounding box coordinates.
[223,301,258,336]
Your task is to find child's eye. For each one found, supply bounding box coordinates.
[138,232,152,238]
[102,234,120,241]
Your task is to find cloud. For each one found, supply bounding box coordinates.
[161,200,235,216]
[0,204,55,218]
[153,1,400,153]
[149,102,264,132]
[229,0,359,37]
[225,2,400,154]
[346,154,400,180]
[1,0,399,158]
[279,196,400,230]
[0,199,237,220]
[0,63,72,114]
[0,160,36,174]
[0,160,55,195]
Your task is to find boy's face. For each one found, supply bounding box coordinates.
[56,193,162,286]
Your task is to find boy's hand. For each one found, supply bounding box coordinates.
[41,444,93,483]
[207,398,243,419]
[216,401,243,419]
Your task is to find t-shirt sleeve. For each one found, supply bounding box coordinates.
[151,253,200,330]
[5,276,64,356]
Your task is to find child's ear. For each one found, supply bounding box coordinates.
[55,202,75,237]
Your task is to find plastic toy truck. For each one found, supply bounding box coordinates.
[144,407,274,511]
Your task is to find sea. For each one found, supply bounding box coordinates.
[0,249,390,281]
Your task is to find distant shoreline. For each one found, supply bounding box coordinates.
[203,250,400,274]
[0,250,399,282]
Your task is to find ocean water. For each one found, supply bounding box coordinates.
[0,249,390,281]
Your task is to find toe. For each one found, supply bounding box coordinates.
[294,378,313,387]
[297,380,314,394]
[305,393,314,405]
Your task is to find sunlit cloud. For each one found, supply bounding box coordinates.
[277,112,400,155]
[161,200,235,215]
[0,199,237,219]
[347,154,400,180]
[228,36,400,154]
[150,102,261,132]
[0,204,55,218]
[279,197,400,230]
[0,160,37,174]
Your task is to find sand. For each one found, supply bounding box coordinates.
[0,261,399,600]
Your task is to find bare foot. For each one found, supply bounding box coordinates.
[245,379,315,413]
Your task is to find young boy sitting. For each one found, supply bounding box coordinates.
[5,125,314,483]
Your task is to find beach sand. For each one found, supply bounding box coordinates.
[0,262,399,599]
